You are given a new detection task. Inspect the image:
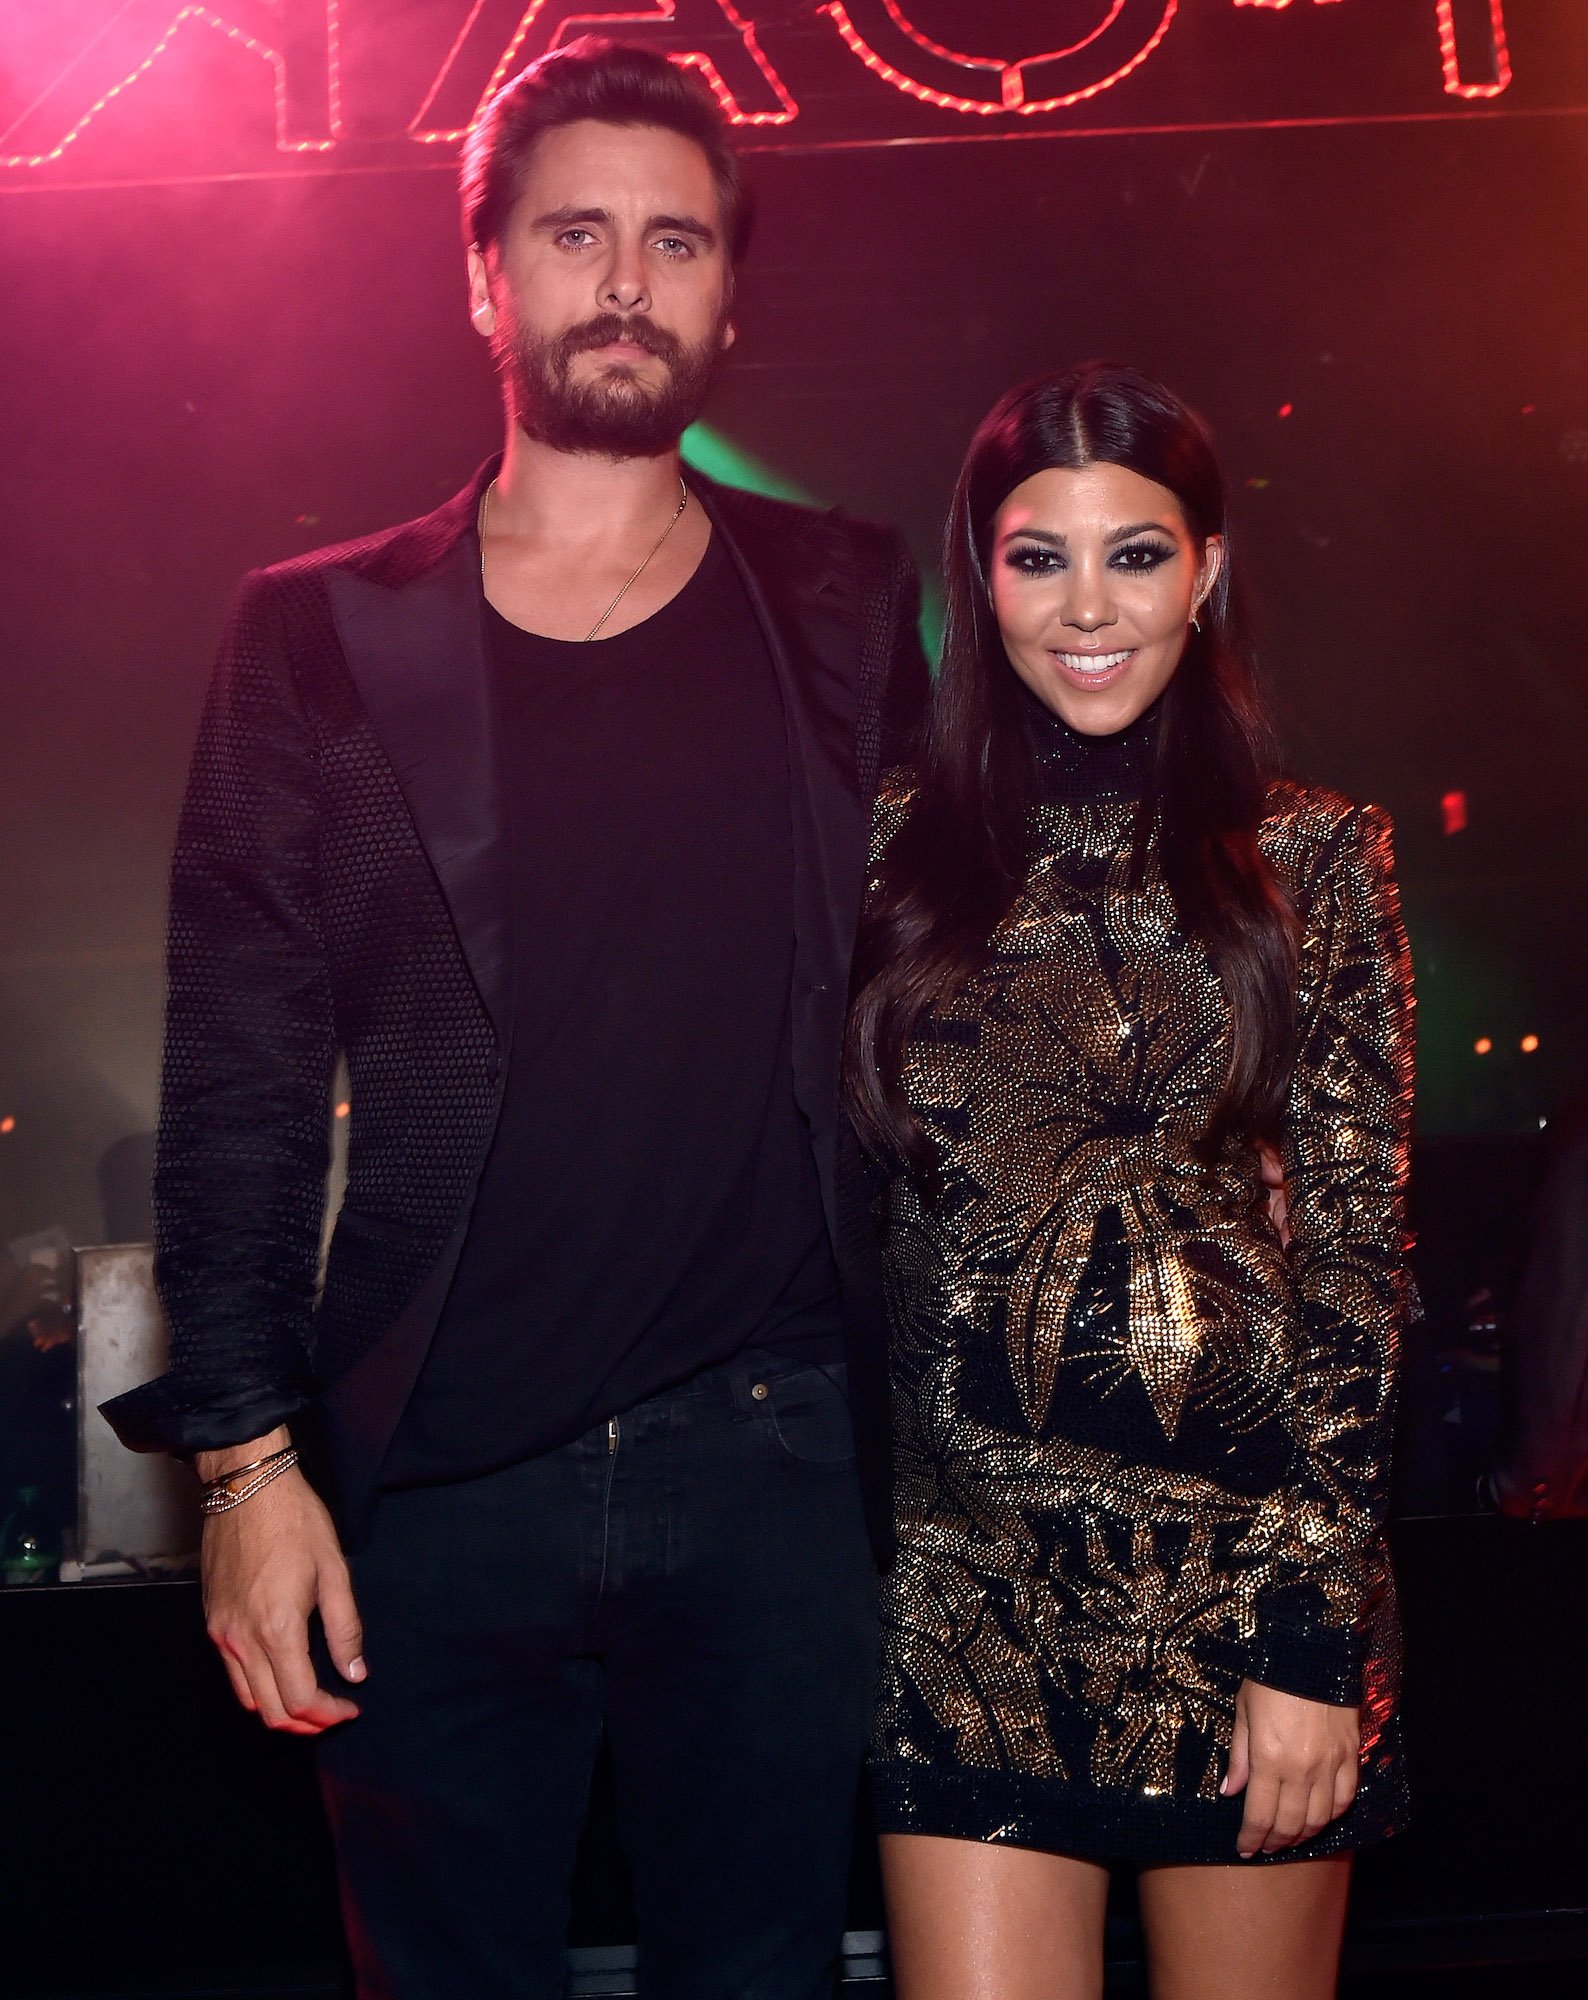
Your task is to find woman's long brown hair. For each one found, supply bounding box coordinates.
[845,362,1298,1178]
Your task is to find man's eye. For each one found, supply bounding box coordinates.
[558,229,595,249]
[654,236,693,257]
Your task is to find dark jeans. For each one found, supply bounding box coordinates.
[316,1349,878,2000]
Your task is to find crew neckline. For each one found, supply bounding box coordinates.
[485,526,721,652]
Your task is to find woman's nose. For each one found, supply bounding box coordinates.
[1062,571,1117,631]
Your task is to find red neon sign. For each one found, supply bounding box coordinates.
[1436,0,1512,99]
[1,3,343,169]
[0,0,1527,176]
[409,1,797,144]
[818,2,1179,118]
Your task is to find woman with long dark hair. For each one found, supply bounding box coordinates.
[849,363,1413,1997]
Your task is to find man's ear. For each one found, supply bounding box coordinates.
[466,244,496,336]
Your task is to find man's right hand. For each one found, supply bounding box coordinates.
[197,1427,365,1733]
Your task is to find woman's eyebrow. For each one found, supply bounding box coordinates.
[1001,520,1179,549]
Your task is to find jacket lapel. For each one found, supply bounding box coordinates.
[324,466,513,1048]
[320,466,870,1232]
[694,477,867,1229]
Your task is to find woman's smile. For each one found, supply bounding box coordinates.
[1049,645,1139,689]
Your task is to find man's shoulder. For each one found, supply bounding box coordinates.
[696,475,906,583]
[244,475,483,604]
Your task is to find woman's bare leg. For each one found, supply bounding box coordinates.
[1138,1854,1352,2000]
[880,1831,1111,2000]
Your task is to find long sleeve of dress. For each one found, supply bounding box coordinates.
[101,572,335,1456]
[1254,804,1415,1706]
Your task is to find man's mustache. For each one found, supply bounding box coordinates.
[554,314,682,365]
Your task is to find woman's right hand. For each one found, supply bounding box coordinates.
[1222,1678,1359,1858]
[198,1429,366,1733]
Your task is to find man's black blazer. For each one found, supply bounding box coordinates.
[104,461,928,1554]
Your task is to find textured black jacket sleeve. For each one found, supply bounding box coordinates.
[103,572,335,1454]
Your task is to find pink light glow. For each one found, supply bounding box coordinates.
[0,3,343,171]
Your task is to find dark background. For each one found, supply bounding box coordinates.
[1,2,1585,1278]
[2,12,1587,1994]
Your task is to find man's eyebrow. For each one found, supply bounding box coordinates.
[650,212,718,246]
[529,205,718,246]
[530,205,613,232]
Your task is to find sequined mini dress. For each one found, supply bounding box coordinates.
[869,710,1414,1864]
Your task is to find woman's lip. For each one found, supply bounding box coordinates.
[1048,646,1137,691]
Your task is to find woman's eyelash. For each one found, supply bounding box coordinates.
[1113,540,1176,570]
[1002,540,1178,574]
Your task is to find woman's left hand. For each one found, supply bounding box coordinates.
[1221,1679,1359,1858]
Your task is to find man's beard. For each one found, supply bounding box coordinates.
[500,309,725,459]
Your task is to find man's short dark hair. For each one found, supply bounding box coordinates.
[461,38,753,265]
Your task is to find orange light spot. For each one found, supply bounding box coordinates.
[1474,1038,1493,1056]
[1520,1035,1540,1054]
[335,1101,351,1119]
[0,1116,13,1134]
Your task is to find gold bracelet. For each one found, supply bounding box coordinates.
[199,1444,295,1496]
[199,1449,300,1516]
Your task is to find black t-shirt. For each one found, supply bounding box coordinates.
[381,532,841,1485]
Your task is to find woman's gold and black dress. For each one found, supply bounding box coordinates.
[869,705,1415,1863]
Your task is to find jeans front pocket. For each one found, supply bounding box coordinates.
[756,1360,856,1468]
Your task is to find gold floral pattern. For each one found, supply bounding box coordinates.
[871,772,1415,1861]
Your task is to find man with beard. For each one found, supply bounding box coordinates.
[104,40,926,2000]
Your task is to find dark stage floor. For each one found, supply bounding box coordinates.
[8,1518,1584,2000]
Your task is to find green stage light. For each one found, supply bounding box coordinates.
[682,424,943,668]
[681,425,817,506]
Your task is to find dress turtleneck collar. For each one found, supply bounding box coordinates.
[1025,684,1161,806]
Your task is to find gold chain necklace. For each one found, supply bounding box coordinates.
[478,476,690,643]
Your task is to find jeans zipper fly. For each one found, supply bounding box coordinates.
[607,1416,619,1455]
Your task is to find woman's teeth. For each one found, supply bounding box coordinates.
[1056,650,1133,675]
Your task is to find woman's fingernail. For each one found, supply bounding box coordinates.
[347,1657,366,1682]
[1218,1776,1229,1795]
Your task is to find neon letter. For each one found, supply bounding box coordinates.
[0,2,339,170]
[820,0,1179,117]
[1436,0,1512,99]
[409,0,796,145]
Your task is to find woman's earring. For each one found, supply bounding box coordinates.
[1191,608,1203,634]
